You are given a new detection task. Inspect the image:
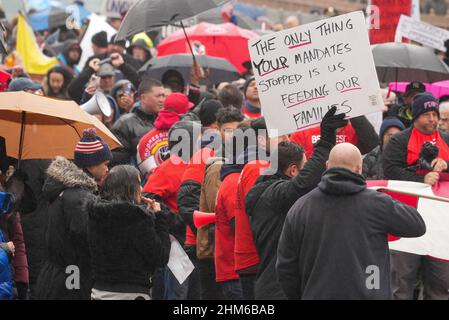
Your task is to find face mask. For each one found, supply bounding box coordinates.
[0,192,13,216]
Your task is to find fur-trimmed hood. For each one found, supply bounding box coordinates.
[43,156,97,202]
[88,198,152,226]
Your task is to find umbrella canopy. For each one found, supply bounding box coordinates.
[157,22,259,73]
[372,42,449,83]
[0,92,121,161]
[139,53,240,84]
[29,6,71,31]
[116,0,230,40]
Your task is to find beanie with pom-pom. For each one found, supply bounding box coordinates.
[74,128,112,168]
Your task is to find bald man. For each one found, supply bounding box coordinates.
[276,143,426,300]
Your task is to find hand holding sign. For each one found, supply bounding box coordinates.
[248,11,383,137]
[320,106,348,145]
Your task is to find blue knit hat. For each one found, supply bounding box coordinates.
[380,117,405,140]
[74,128,112,168]
[412,93,439,122]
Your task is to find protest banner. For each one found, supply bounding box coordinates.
[101,0,137,19]
[248,11,383,137]
[395,14,449,52]
[369,0,411,44]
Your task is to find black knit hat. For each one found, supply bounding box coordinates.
[412,93,440,122]
[199,100,224,127]
[91,31,108,48]
[243,76,255,97]
[74,128,112,168]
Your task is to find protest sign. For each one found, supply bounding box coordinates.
[395,15,449,52]
[248,11,383,137]
[369,0,411,44]
[101,0,137,19]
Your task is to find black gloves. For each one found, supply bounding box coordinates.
[320,106,348,145]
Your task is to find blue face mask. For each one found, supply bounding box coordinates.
[0,192,13,216]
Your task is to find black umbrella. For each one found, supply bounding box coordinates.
[116,0,231,41]
[139,54,240,84]
[372,42,449,83]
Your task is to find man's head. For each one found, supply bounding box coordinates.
[137,78,165,114]
[404,81,426,106]
[8,77,43,95]
[250,117,289,153]
[161,70,185,93]
[199,100,224,130]
[218,84,243,110]
[284,16,300,29]
[216,106,245,143]
[108,34,126,54]
[97,63,116,94]
[439,101,449,133]
[379,117,405,147]
[327,143,363,175]
[91,31,109,56]
[168,120,202,163]
[74,128,112,184]
[412,93,440,135]
[277,141,305,178]
[244,77,259,106]
[163,92,191,114]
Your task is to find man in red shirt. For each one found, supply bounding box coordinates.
[233,117,288,299]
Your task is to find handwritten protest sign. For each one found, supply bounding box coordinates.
[248,11,383,137]
[395,15,449,52]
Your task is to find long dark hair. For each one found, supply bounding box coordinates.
[100,165,141,203]
[46,66,73,99]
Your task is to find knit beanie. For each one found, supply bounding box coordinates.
[412,93,440,122]
[379,117,405,144]
[74,128,113,168]
[243,76,255,97]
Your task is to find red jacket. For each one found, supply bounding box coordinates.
[142,155,196,245]
[215,172,240,282]
[290,124,358,158]
[234,160,269,273]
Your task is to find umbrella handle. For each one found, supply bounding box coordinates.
[18,111,26,170]
[180,21,196,64]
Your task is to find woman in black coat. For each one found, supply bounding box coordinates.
[88,165,171,300]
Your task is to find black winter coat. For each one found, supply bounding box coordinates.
[383,128,449,182]
[35,157,97,300]
[111,105,158,165]
[15,159,51,293]
[362,146,385,180]
[276,168,426,300]
[245,139,333,300]
[87,199,171,294]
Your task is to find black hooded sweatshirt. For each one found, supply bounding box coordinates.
[276,168,426,300]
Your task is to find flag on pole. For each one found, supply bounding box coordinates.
[15,15,58,75]
[368,177,449,261]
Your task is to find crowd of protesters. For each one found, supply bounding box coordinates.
[1,2,449,301]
